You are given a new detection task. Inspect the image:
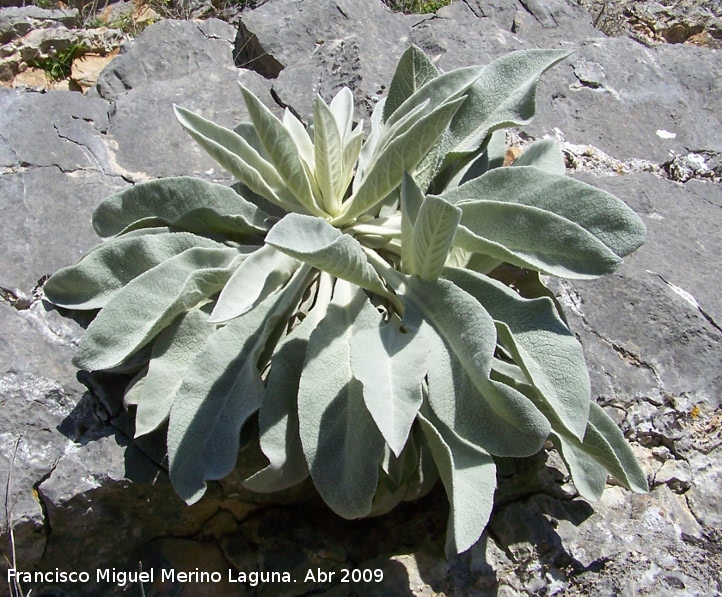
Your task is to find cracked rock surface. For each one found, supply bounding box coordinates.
[1,1,721,595]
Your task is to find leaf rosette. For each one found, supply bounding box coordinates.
[44,46,648,556]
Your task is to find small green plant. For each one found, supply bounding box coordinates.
[28,44,83,81]
[384,0,453,13]
[45,46,648,555]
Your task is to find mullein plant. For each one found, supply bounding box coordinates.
[44,46,648,556]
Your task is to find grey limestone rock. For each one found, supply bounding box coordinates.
[95,18,237,101]
[1,0,721,595]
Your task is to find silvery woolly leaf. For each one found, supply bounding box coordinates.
[314,95,345,215]
[442,167,646,258]
[400,276,551,452]
[553,402,649,500]
[384,65,481,130]
[329,87,355,143]
[417,410,496,557]
[92,176,273,240]
[444,129,506,190]
[383,45,441,123]
[240,85,322,216]
[444,267,590,439]
[337,96,466,225]
[282,110,315,168]
[244,274,334,493]
[128,307,216,437]
[442,49,571,157]
[350,313,431,457]
[341,121,364,195]
[44,232,225,310]
[411,195,462,281]
[74,247,245,371]
[174,106,301,213]
[297,280,385,519]
[426,329,549,457]
[209,244,301,324]
[168,267,311,504]
[265,213,392,300]
[513,138,566,175]
[453,201,623,279]
[355,97,386,190]
[400,172,424,274]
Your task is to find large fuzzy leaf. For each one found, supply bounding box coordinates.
[400,171,424,274]
[92,177,273,240]
[336,96,466,225]
[384,65,481,130]
[554,402,649,500]
[128,307,216,437]
[442,49,570,157]
[209,245,301,323]
[244,274,334,493]
[314,95,345,215]
[350,313,430,457]
[44,232,224,310]
[418,410,496,557]
[427,332,549,457]
[454,201,623,279]
[410,195,461,281]
[282,109,315,167]
[355,97,386,189]
[383,45,441,122]
[174,106,301,213]
[240,85,321,215]
[297,280,385,518]
[329,87,355,143]
[265,213,392,299]
[569,403,647,493]
[168,269,309,504]
[513,138,566,175]
[444,268,590,439]
[73,247,244,371]
[400,276,551,452]
[442,167,646,258]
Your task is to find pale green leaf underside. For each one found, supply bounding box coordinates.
[44,232,224,310]
[209,244,300,323]
[265,213,391,298]
[92,176,272,240]
[73,247,244,371]
[350,319,430,457]
[418,411,496,557]
[330,87,355,142]
[400,171,425,274]
[297,280,385,518]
